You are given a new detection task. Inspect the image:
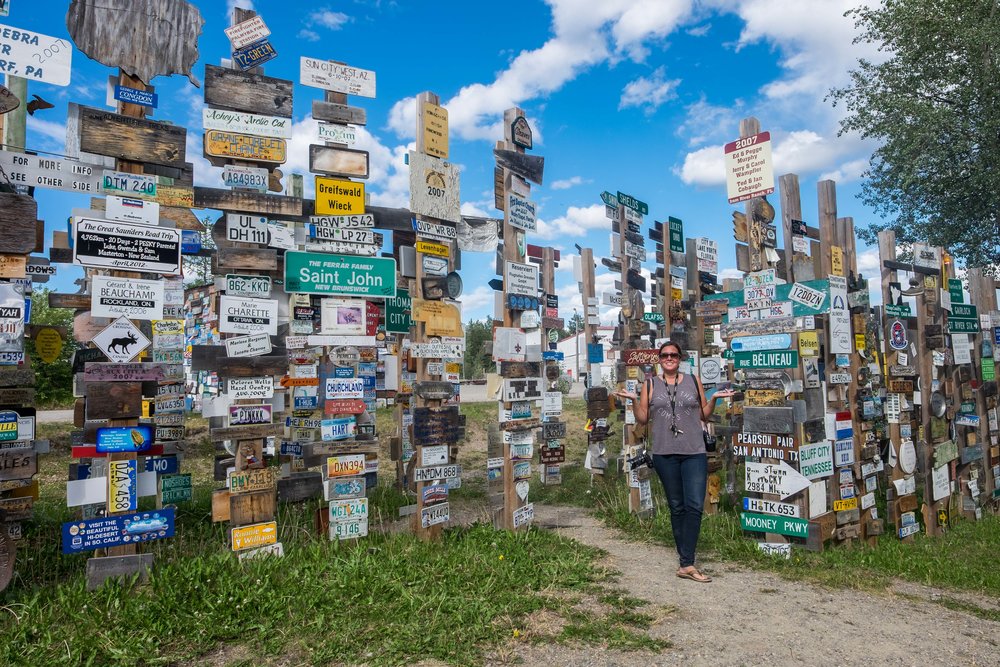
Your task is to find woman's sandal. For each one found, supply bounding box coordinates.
[676,568,712,583]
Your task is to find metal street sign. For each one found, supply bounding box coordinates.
[730,334,792,352]
[724,132,775,204]
[0,150,103,194]
[733,350,799,369]
[740,512,809,538]
[742,496,801,518]
[73,218,180,274]
[284,251,396,297]
[744,460,810,499]
[616,191,648,215]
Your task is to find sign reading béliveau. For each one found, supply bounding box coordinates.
[73,218,180,274]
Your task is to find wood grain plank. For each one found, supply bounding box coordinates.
[194,187,302,216]
[311,100,366,125]
[78,106,187,168]
[205,65,293,117]
[0,194,37,254]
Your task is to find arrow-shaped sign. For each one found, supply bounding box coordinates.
[488,278,503,291]
[494,149,545,185]
[744,460,810,500]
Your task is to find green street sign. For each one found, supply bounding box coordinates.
[885,304,911,318]
[616,191,648,215]
[160,474,192,505]
[948,318,980,334]
[740,512,809,538]
[284,251,396,297]
[385,289,412,333]
[642,312,664,323]
[733,350,799,369]
[600,191,618,207]
[948,279,964,304]
[668,216,684,253]
[950,303,977,320]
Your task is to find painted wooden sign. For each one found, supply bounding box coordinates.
[422,101,449,158]
[744,460,810,499]
[205,130,286,163]
[78,106,186,168]
[300,57,376,97]
[0,23,72,86]
[224,332,272,358]
[91,276,163,320]
[309,145,370,179]
[510,116,532,150]
[73,218,180,274]
[203,108,292,139]
[0,449,36,481]
[742,406,795,434]
[231,521,277,551]
[83,362,171,382]
[312,100,366,125]
[0,151,103,194]
[623,349,659,366]
[409,152,461,223]
[314,177,365,215]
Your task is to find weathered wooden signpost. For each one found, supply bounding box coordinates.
[537,245,564,485]
[406,91,462,539]
[491,107,539,531]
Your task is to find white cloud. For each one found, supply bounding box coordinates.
[307,9,350,30]
[820,158,868,184]
[535,204,609,240]
[676,144,724,186]
[460,286,495,313]
[461,201,490,217]
[550,176,586,190]
[855,246,880,277]
[675,96,742,147]
[298,29,321,42]
[26,116,66,148]
[388,0,696,141]
[619,66,680,115]
[686,23,711,37]
[719,267,742,282]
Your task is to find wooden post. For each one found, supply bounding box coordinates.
[967,268,996,509]
[579,246,605,479]
[1,76,26,151]
[539,246,563,485]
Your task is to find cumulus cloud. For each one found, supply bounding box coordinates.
[676,144,725,187]
[307,9,350,30]
[820,158,868,184]
[535,204,610,240]
[298,29,321,42]
[387,0,696,141]
[618,67,680,114]
[675,96,742,147]
[550,176,586,190]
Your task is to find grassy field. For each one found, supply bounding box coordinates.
[1,403,667,666]
[5,399,1000,663]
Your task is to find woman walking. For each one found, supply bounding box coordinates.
[615,342,733,583]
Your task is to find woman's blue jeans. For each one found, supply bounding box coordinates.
[651,453,707,568]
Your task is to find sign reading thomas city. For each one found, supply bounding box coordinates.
[284,251,396,297]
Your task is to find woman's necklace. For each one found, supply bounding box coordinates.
[664,373,683,437]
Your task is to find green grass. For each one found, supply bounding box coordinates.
[3,418,666,666]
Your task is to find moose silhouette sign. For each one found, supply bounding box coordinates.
[91,316,151,363]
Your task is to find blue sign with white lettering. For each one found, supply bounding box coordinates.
[96,426,153,453]
[542,351,564,361]
[181,230,202,254]
[62,508,175,554]
[144,455,180,475]
[334,366,355,378]
[280,441,303,457]
[587,343,604,364]
[114,85,158,108]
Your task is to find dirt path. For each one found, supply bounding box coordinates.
[509,504,999,667]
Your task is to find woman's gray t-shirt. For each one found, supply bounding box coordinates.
[648,374,704,456]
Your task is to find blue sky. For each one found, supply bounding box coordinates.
[11,0,885,323]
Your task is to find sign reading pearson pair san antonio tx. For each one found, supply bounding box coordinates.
[284,251,396,297]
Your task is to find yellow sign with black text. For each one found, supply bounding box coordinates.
[315,177,365,215]
[416,240,449,258]
[798,331,819,357]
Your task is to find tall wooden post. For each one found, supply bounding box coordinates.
[539,246,564,485]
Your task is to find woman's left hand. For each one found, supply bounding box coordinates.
[712,389,737,400]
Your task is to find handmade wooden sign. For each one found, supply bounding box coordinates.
[0,24,72,86]
[202,108,292,139]
[0,85,20,114]
[78,106,187,168]
[204,130,286,163]
[312,100,367,125]
[0,194,38,254]
[742,406,795,434]
[300,57,376,97]
[308,145,370,179]
[623,349,659,366]
[67,0,204,86]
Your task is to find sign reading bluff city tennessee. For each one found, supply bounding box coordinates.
[284,251,396,298]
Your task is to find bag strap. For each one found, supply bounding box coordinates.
[690,374,708,427]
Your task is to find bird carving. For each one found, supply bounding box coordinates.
[26,94,54,116]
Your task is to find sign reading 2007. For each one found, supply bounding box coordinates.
[73,218,181,274]
[284,251,396,297]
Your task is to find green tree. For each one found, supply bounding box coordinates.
[829,0,1000,268]
[566,311,584,335]
[26,287,78,407]
[462,317,495,379]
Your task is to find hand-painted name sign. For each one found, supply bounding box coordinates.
[203,108,292,139]
[74,218,180,274]
[300,57,376,97]
[0,25,72,86]
[205,130,286,163]
[0,151,102,193]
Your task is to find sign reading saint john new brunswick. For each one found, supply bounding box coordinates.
[284,251,396,297]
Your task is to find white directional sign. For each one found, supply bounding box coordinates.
[300,57,376,97]
[0,150,103,194]
[744,460,810,500]
[0,24,73,86]
[91,316,151,363]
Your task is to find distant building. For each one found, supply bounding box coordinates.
[555,326,615,386]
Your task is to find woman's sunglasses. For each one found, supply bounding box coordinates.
[659,352,680,359]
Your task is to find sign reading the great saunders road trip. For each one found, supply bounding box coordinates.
[73,218,181,274]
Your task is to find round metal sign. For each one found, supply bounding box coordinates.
[930,391,947,418]
[899,439,917,475]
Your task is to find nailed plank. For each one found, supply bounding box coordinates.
[0,368,35,387]
[308,145,369,179]
[67,0,204,87]
[0,194,38,254]
[190,346,287,376]
[85,553,154,591]
[210,423,285,441]
[194,187,302,217]
[217,246,278,271]
[204,64,293,117]
[48,293,92,310]
[0,388,35,407]
[85,382,142,420]
[277,472,323,503]
[311,100,366,126]
[77,106,187,168]
[89,197,204,232]
[229,489,276,525]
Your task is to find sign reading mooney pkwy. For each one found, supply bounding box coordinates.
[284,251,396,297]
